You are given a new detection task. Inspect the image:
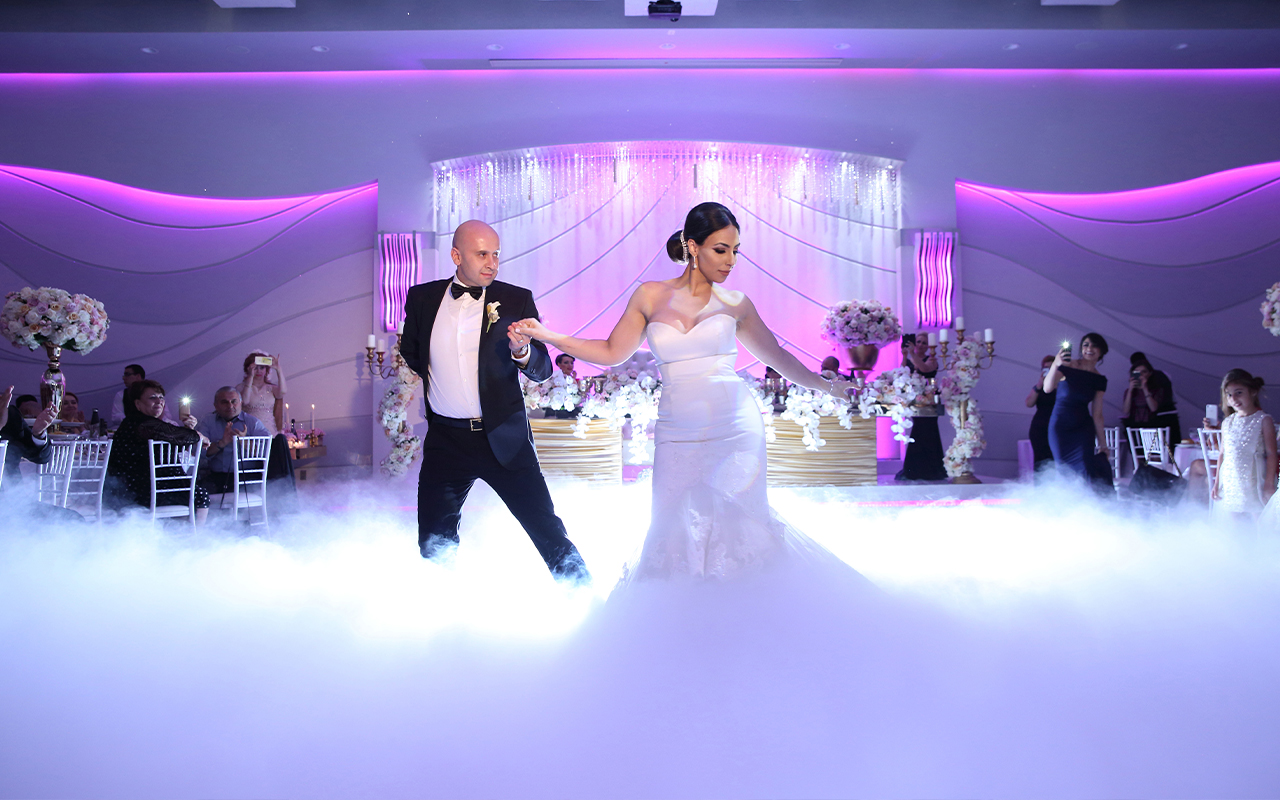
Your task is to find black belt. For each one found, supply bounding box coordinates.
[431,414,485,432]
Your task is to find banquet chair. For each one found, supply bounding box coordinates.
[1104,426,1123,488]
[0,441,7,491]
[61,440,113,523]
[1198,427,1223,507]
[213,435,271,528]
[147,439,201,527]
[37,442,76,506]
[1137,427,1179,476]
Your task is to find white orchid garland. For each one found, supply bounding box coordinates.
[935,334,987,477]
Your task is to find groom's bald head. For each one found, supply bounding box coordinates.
[451,220,501,288]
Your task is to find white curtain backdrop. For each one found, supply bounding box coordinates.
[432,141,903,376]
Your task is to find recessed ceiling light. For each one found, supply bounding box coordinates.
[659,43,676,50]
[1003,43,1020,50]
[834,43,851,50]
[1173,42,1190,50]
[227,45,250,54]
[487,44,504,51]
[311,45,329,53]
[140,46,159,54]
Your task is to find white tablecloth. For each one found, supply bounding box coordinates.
[1173,443,1203,476]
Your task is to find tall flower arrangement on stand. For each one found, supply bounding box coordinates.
[1261,282,1280,336]
[378,341,423,477]
[935,334,987,478]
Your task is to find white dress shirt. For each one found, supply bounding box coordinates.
[428,285,485,419]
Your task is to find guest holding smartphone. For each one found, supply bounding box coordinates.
[1025,354,1057,475]
[1045,333,1112,491]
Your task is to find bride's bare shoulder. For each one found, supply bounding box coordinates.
[712,284,750,311]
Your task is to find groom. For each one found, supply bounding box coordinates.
[400,220,590,583]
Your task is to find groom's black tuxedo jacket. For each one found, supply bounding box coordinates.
[400,279,552,470]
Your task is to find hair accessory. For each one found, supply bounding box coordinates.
[679,229,689,263]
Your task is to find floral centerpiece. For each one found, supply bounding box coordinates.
[377,341,423,477]
[521,370,583,416]
[2,286,109,354]
[820,299,903,372]
[1262,282,1280,337]
[2,286,110,413]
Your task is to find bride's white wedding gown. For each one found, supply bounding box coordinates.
[624,314,849,582]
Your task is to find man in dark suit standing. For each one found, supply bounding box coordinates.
[400,220,589,583]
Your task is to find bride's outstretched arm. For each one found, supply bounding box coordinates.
[511,286,649,367]
[736,296,852,397]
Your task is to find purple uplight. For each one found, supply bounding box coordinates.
[379,233,421,333]
[915,230,954,328]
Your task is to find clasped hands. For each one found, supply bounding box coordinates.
[509,318,549,356]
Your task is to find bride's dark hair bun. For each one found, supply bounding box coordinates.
[666,202,741,264]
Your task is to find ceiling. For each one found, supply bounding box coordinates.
[1,0,1278,72]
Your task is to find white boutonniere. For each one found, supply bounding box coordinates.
[485,301,501,333]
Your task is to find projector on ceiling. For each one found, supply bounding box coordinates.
[213,0,297,7]
[648,1,681,21]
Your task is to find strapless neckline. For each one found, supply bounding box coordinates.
[647,314,736,336]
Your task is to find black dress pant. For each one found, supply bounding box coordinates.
[417,421,586,578]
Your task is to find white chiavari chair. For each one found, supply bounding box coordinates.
[1138,427,1179,476]
[1198,427,1223,508]
[1104,426,1122,488]
[216,435,271,528]
[37,442,75,506]
[147,439,201,527]
[62,439,113,523]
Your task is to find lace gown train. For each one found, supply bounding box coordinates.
[623,315,853,582]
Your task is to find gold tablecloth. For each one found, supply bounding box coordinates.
[766,418,877,487]
[530,418,622,482]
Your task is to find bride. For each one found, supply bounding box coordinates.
[514,202,858,581]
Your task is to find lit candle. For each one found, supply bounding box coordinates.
[310,404,315,430]
[954,316,965,331]
[366,334,376,349]
[926,332,937,347]
[938,329,950,343]
[984,328,995,343]
[397,320,404,336]
[376,338,387,354]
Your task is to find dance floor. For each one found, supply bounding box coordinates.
[2,476,1278,799]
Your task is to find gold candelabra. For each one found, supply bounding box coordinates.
[363,340,401,380]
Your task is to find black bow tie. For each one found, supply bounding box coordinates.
[450,282,483,301]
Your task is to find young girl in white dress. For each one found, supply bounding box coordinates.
[513,202,858,582]
[1212,369,1277,518]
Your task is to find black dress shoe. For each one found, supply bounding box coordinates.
[419,535,459,560]
[551,553,591,586]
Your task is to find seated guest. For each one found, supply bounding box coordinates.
[59,391,86,427]
[111,363,174,425]
[195,386,271,494]
[1,384,55,488]
[556,353,577,379]
[15,394,40,421]
[105,379,210,523]
[1122,352,1182,445]
[819,356,850,381]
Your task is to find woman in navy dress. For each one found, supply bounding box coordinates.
[1045,333,1111,488]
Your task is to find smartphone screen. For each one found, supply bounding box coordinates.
[254,356,272,366]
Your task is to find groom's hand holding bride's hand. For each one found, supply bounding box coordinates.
[511,318,552,344]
